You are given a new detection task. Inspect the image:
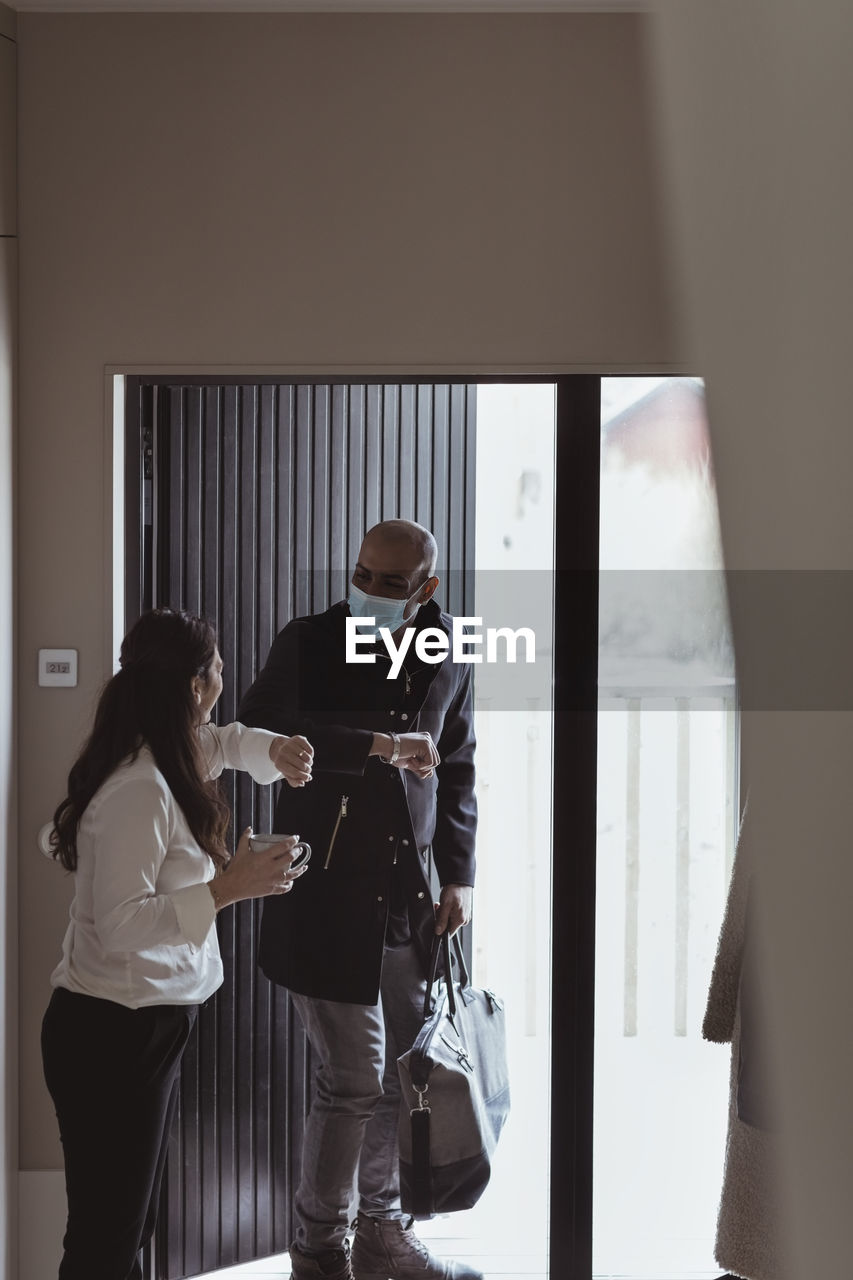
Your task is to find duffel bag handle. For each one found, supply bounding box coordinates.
[423,929,470,1021]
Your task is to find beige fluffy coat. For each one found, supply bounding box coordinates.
[703,813,783,1280]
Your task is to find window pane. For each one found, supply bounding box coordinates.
[418,383,555,1278]
[594,377,736,1278]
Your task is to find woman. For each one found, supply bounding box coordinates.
[41,608,314,1280]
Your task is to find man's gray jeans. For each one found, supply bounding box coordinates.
[289,941,429,1255]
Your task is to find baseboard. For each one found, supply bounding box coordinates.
[18,1170,65,1280]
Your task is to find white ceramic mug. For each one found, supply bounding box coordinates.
[248,833,312,869]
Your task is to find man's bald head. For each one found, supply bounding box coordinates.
[362,520,437,578]
[350,521,439,628]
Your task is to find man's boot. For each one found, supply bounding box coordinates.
[350,1213,484,1280]
[289,1240,355,1280]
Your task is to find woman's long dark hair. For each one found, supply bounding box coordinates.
[51,608,232,871]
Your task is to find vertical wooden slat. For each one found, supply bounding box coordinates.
[431,385,450,573]
[201,387,222,631]
[364,384,382,530]
[311,385,332,612]
[239,385,262,1262]
[415,385,433,531]
[382,384,399,518]
[293,386,313,619]
[183,388,204,618]
[346,386,366,570]
[255,386,277,842]
[235,899,255,1261]
[123,378,145,628]
[238,386,260,722]
[211,384,235,1264]
[181,1032,201,1278]
[198,977,219,1275]
[160,1076,184,1278]
[216,945,238,1267]
[217,385,241,1271]
[398,386,417,520]
[253,927,273,1261]
[220,388,240,719]
[329,385,348,598]
[257,386,277,695]
[166,387,185,609]
[275,386,296,633]
[446,385,467,617]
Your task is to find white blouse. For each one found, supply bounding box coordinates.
[50,722,283,1009]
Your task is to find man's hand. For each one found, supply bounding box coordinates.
[269,734,314,788]
[369,731,440,779]
[396,732,440,780]
[434,884,473,936]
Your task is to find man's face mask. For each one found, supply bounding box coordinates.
[347,581,425,636]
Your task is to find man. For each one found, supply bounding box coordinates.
[238,520,481,1280]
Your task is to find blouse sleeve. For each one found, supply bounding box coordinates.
[91,773,216,953]
[197,722,284,783]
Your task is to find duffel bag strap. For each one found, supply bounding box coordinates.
[423,928,473,1020]
[451,930,470,990]
[410,1088,434,1216]
[423,930,458,1020]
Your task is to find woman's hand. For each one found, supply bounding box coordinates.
[269,735,314,787]
[209,827,308,909]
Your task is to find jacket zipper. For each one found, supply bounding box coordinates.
[323,795,348,869]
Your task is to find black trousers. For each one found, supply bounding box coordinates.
[41,986,198,1280]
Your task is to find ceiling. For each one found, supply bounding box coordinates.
[8,0,646,12]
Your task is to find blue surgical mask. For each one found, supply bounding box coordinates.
[347,582,422,636]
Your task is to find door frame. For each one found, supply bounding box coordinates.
[121,371,601,1280]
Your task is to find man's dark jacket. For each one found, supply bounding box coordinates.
[236,598,477,1005]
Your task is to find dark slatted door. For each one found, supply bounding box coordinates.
[125,378,477,1280]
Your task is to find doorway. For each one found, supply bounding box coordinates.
[121,374,732,1280]
[123,376,587,1280]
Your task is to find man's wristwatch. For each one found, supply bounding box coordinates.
[384,732,401,766]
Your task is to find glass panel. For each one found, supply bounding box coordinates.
[594,378,736,1278]
[419,383,555,1278]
